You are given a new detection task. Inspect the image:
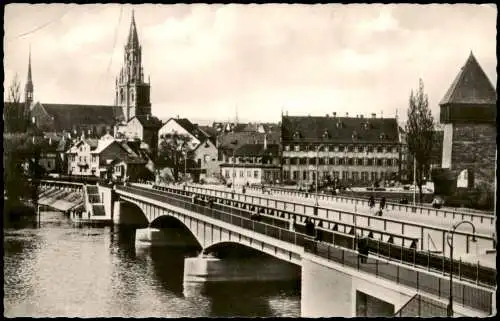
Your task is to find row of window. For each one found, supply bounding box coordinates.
[226,156,278,165]
[283,157,399,166]
[225,169,261,179]
[69,155,98,163]
[224,169,281,180]
[283,170,395,181]
[284,145,399,153]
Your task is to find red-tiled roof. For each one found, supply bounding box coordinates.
[281,115,399,143]
[439,53,496,106]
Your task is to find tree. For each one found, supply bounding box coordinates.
[157,132,192,182]
[4,73,25,132]
[405,79,435,203]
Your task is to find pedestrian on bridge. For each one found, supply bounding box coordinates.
[380,197,386,211]
[368,195,375,213]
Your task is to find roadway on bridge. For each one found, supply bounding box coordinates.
[134,183,496,269]
[142,183,495,267]
[197,184,495,236]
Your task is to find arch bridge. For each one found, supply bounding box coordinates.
[114,184,495,317]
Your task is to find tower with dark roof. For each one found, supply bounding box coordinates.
[437,51,496,196]
[115,10,151,123]
[25,47,34,108]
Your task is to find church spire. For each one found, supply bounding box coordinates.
[126,9,140,49]
[25,45,34,105]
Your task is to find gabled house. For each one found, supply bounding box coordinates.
[66,133,152,181]
[119,114,162,156]
[220,139,281,186]
[158,118,219,180]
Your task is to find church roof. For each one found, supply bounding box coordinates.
[439,52,496,106]
[36,103,124,131]
[281,115,399,143]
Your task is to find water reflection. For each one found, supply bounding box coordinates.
[4,212,300,317]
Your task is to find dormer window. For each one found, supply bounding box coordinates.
[322,129,329,139]
[293,131,301,139]
[363,121,371,130]
[336,120,343,129]
[352,130,358,141]
[379,132,386,140]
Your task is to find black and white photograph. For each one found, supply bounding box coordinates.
[3,3,496,317]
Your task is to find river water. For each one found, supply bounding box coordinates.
[3,211,300,317]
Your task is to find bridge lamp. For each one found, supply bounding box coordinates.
[315,144,325,210]
[446,220,476,317]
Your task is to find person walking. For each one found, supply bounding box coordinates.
[380,197,386,211]
[368,195,375,214]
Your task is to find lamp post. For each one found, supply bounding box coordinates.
[315,144,325,208]
[184,151,187,183]
[446,220,477,317]
[230,140,238,193]
[413,155,416,206]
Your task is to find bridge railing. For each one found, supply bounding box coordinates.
[243,185,495,224]
[393,294,447,317]
[304,239,493,314]
[121,185,496,288]
[174,184,495,256]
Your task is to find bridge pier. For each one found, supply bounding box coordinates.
[183,254,300,283]
[136,227,199,247]
[301,255,405,317]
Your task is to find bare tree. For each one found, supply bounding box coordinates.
[157,132,193,182]
[405,79,435,203]
[8,73,21,103]
[4,73,26,132]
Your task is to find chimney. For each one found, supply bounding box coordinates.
[346,112,349,117]
[371,113,376,119]
[325,114,329,117]
[360,114,364,118]
[332,112,336,118]
[264,134,268,150]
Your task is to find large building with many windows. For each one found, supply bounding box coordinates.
[281,113,401,187]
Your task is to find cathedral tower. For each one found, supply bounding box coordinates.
[115,10,151,123]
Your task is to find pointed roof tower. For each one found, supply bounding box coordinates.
[25,46,33,93]
[126,9,140,49]
[24,45,34,105]
[439,51,496,106]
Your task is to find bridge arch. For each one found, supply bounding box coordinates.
[149,215,203,250]
[118,200,149,227]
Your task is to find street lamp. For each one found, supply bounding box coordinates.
[446,220,477,317]
[315,144,325,208]
[230,140,238,193]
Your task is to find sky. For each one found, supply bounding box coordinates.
[3,4,497,125]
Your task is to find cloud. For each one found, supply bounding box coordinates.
[3,4,497,124]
